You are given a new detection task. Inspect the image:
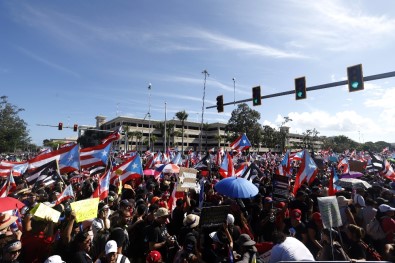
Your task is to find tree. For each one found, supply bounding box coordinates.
[226,103,261,147]
[0,96,31,152]
[261,125,279,149]
[77,129,108,148]
[203,123,210,151]
[135,131,143,152]
[175,110,188,153]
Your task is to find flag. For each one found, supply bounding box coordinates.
[277,150,291,176]
[219,152,235,178]
[7,170,17,194]
[293,150,318,194]
[0,181,7,197]
[230,134,251,151]
[58,144,80,173]
[92,170,111,200]
[199,178,205,209]
[380,159,395,181]
[337,157,350,174]
[80,142,112,170]
[28,144,79,174]
[101,126,123,144]
[235,162,249,177]
[193,153,210,170]
[0,161,28,177]
[26,159,61,187]
[112,155,143,184]
[328,166,342,196]
[171,152,182,165]
[55,184,74,205]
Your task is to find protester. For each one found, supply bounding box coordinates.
[95,240,130,263]
[1,239,22,263]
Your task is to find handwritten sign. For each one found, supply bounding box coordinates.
[177,168,198,191]
[30,203,61,223]
[200,205,230,227]
[272,175,290,202]
[70,198,99,223]
[317,196,342,228]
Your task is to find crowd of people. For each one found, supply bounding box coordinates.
[1,150,395,263]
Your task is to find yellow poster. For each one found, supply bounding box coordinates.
[70,198,99,222]
[30,203,61,223]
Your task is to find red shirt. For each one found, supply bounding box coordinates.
[21,231,53,263]
[381,216,395,243]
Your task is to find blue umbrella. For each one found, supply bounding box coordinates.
[214,177,259,198]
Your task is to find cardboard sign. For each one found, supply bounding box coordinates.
[30,203,61,223]
[177,167,198,191]
[317,196,342,228]
[199,205,230,227]
[70,198,99,223]
[272,174,290,202]
[349,160,367,172]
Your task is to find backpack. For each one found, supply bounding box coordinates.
[366,218,386,240]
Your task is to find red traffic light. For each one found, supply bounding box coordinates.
[58,122,63,130]
[73,124,78,132]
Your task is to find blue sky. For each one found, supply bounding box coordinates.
[1,0,395,146]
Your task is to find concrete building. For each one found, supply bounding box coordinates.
[97,115,229,152]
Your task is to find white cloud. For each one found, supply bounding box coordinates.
[365,86,395,108]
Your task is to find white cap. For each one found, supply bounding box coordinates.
[226,214,235,225]
[105,240,118,255]
[379,204,395,213]
[44,255,65,263]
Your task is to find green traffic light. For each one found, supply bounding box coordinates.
[352,82,359,89]
[297,91,303,97]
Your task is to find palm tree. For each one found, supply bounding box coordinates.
[127,131,136,151]
[175,110,188,153]
[135,131,143,152]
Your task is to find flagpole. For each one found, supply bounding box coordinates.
[148,83,152,151]
[164,101,167,153]
[200,70,209,154]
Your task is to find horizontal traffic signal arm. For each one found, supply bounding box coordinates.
[206,70,395,109]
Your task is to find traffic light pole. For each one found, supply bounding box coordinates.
[206,70,395,109]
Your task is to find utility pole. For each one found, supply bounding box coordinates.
[200,70,209,153]
[148,83,152,151]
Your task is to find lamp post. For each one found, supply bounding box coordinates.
[232,77,236,105]
[280,116,292,152]
[200,70,209,153]
[148,83,152,151]
[164,101,167,153]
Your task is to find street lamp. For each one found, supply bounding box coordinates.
[280,116,293,152]
[200,70,209,153]
[148,83,152,150]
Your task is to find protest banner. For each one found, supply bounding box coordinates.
[199,205,230,228]
[70,197,99,222]
[30,203,61,223]
[177,167,198,192]
[272,174,290,202]
[349,160,367,172]
[317,196,342,228]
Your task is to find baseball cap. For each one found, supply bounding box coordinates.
[378,204,395,213]
[226,214,235,225]
[105,240,118,255]
[290,209,302,220]
[146,250,162,263]
[44,255,65,263]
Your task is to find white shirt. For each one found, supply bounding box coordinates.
[268,237,315,263]
[95,253,131,263]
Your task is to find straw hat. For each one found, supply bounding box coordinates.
[0,213,18,231]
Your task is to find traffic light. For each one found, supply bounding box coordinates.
[73,124,78,132]
[295,77,306,100]
[216,95,224,113]
[252,86,261,106]
[58,122,63,130]
[347,64,364,92]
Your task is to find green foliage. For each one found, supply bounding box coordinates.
[0,96,31,152]
[226,103,261,146]
[77,129,108,148]
[175,110,188,152]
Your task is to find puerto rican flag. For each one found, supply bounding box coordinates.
[171,152,182,165]
[0,181,7,197]
[293,149,318,194]
[101,126,123,144]
[219,152,235,178]
[328,166,342,196]
[92,170,111,200]
[235,162,249,177]
[55,184,74,205]
[0,170,17,197]
[111,155,143,184]
[337,157,350,174]
[28,144,80,174]
[380,159,395,181]
[0,161,28,177]
[80,142,112,170]
[230,134,251,152]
